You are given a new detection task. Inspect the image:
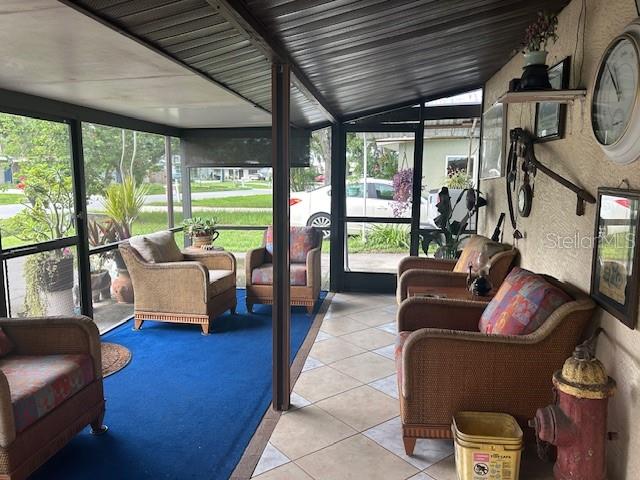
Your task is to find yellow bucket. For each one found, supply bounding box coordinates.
[452,412,523,480]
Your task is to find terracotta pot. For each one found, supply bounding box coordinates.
[111,269,134,304]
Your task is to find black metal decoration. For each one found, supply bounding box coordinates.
[505,128,596,236]
[535,57,571,141]
[590,187,640,329]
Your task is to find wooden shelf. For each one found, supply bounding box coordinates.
[497,89,587,104]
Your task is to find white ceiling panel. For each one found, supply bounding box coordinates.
[0,0,271,127]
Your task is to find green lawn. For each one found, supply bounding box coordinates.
[0,193,25,205]
[190,181,270,193]
[0,208,411,255]
[151,194,273,209]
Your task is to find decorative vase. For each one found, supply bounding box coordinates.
[520,50,552,90]
[111,269,134,304]
[44,288,75,316]
[91,270,112,302]
[192,234,212,248]
[191,230,220,248]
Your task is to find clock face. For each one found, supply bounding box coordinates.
[593,37,639,146]
[518,188,526,210]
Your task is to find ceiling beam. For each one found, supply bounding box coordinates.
[342,84,483,123]
[208,0,340,124]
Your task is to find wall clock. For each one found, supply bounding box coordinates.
[518,181,533,217]
[591,21,640,164]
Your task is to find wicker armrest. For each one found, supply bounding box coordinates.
[245,247,266,286]
[0,371,16,447]
[306,246,322,288]
[397,296,486,332]
[183,250,236,272]
[400,328,559,404]
[398,256,457,276]
[0,316,101,379]
[396,269,469,303]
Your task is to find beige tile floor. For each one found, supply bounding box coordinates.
[251,293,554,480]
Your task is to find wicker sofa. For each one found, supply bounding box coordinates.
[0,316,106,480]
[245,226,322,313]
[395,268,595,455]
[119,231,237,335]
[396,235,517,303]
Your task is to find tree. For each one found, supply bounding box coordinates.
[346,133,398,180]
[82,124,165,197]
[310,128,331,185]
[0,114,74,242]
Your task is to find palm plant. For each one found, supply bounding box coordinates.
[101,175,149,239]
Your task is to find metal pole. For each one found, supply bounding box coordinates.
[272,63,291,411]
[69,119,93,317]
[180,146,192,247]
[362,133,367,239]
[165,136,174,228]
[410,103,425,256]
[329,123,345,292]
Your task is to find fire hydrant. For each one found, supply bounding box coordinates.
[530,336,616,480]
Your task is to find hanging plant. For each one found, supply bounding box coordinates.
[392,168,413,217]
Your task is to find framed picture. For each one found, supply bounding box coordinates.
[480,103,506,179]
[535,57,571,141]
[590,187,640,329]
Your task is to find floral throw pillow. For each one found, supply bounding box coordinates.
[479,267,572,335]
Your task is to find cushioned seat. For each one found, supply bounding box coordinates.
[119,231,237,335]
[0,354,95,433]
[207,269,236,296]
[245,226,322,313]
[250,263,307,286]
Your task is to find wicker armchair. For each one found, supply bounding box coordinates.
[397,235,517,303]
[396,275,595,455]
[0,316,105,480]
[119,231,237,335]
[245,226,322,313]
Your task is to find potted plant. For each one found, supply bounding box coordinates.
[520,11,558,90]
[420,187,487,259]
[87,219,117,302]
[183,217,219,248]
[102,175,149,303]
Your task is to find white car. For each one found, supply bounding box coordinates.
[290,179,440,236]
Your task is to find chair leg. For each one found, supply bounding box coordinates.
[403,436,416,456]
[201,322,209,335]
[133,318,144,330]
[90,410,108,436]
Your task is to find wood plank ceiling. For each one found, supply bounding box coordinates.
[65,0,570,127]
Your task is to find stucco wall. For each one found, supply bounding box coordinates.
[479,1,640,478]
[399,137,480,192]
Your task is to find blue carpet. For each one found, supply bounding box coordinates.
[32,289,326,480]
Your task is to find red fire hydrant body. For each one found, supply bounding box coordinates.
[531,344,615,480]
